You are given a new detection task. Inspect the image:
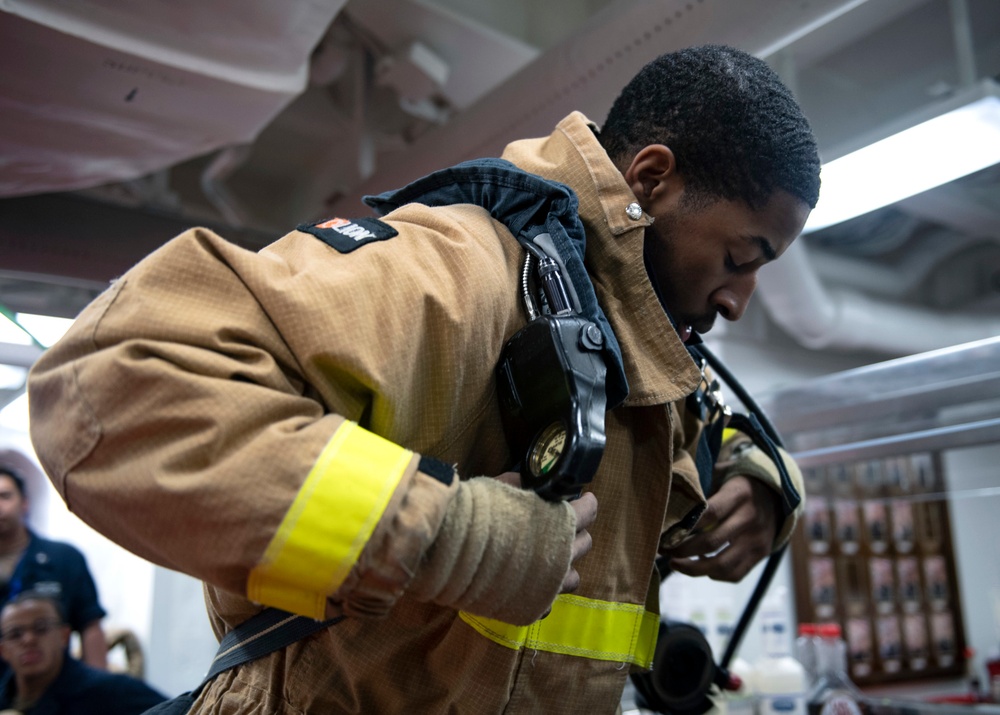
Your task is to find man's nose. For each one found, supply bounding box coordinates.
[713,272,758,322]
[15,630,38,645]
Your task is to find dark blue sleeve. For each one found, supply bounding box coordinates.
[26,537,107,632]
[55,659,169,715]
[62,545,107,630]
[104,675,170,713]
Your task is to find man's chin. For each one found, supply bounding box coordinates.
[18,651,45,669]
[692,318,716,336]
[676,316,715,343]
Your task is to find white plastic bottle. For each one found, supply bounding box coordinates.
[808,623,863,715]
[795,622,819,687]
[755,587,808,715]
[726,656,758,715]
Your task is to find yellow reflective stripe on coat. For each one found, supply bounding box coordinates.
[247,421,412,619]
[459,593,660,668]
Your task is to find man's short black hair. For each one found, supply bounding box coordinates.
[0,468,26,498]
[599,44,821,210]
[3,588,66,623]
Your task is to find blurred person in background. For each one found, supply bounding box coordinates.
[0,462,107,677]
[0,589,165,714]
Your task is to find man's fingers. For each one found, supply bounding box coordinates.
[570,491,598,532]
[560,492,597,594]
[561,568,581,594]
[661,477,782,583]
[571,527,593,562]
[561,534,590,593]
[663,527,729,560]
[490,479,596,595]
[668,529,771,582]
[669,545,749,583]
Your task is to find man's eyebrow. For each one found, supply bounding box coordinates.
[746,234,777,262]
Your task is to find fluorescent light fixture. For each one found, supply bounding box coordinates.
[803,79,1000,233]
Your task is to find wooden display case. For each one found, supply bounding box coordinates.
[790,452,966,685]
[756,336,1000,687]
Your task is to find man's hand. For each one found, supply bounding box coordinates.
[495,472,597,593]
[661,475,779,582]
[562,491,597,593]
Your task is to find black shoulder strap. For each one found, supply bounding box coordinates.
[689,343,801,518]
[142,609,340,713]
[195,609,341,696]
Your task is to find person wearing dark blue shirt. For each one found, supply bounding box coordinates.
[0,590,166,714]
[0,466,107,675]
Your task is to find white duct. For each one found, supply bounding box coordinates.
[199,144,255,229]
[0,342,43,369]
[807,229,984,301]
[758,240,1000,355]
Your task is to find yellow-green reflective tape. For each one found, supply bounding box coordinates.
[722,427,738,444]
[248,421,412,618]
[459,593,660,668]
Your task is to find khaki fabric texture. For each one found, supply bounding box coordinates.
[28,112,801,714]
[408,476,575,625]
[327,463,456,620]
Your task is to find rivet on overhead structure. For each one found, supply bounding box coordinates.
[376,41,452,123]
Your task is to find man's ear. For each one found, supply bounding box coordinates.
[622,145,681,212]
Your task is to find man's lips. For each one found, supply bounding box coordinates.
[19,649,43,666]
[679,318,717,342]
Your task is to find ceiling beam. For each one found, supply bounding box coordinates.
[330,0,869,216]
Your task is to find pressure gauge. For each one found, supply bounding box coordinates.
[528,422,567,478]
[495,313,608,501]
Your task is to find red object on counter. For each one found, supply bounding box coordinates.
[926,694,980,705]
[987,653,1000,703]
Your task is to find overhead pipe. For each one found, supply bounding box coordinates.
[0,342,43,369]
[949,0,977,89]
[808,228,985,301]
[758,0,998,356]
[757,240,1000,355]
[199,144,255,229]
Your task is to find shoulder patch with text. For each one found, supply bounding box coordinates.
[299,217,398,253]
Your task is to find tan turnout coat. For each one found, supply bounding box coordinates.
[28,112,801,714]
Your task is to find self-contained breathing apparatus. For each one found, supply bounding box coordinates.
[363,157,800,713]
[495,241,608,500]
[495,241,802,715]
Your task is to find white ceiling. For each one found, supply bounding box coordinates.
[1,0,999,366]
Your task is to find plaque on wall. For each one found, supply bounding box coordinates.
[790,452,967,686]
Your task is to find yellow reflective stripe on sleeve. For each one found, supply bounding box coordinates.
[722,427,738,444]
[458,593,660,668]
[247,421,412,619]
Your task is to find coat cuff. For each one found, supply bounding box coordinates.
[326,456,458,619]
[408,477,576,625]
[716,436,805,550]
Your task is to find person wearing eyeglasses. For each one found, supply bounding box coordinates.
[0,462,108,678]
[0,590,166,714]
